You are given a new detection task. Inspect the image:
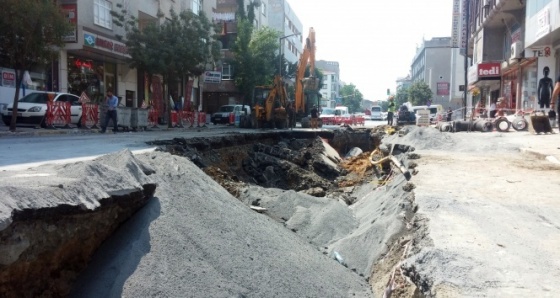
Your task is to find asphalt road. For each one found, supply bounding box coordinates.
[0,120,388,170]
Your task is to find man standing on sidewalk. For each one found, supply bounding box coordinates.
[101,89,119,133]
[387,96,396,126]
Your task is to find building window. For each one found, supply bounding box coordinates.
[192,0,201,15]
[222,63,233,80]
[94,0,112,29]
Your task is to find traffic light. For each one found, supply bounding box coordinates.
[387,88,390,95]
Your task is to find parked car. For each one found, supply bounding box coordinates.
[211,105,251,124]
[1,92,82,127]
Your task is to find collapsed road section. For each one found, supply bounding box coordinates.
[0,126,428,297]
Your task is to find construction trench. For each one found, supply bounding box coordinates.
[0,126,427,297]
[146,127,424,297]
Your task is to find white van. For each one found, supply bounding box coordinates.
[371,106,383,120]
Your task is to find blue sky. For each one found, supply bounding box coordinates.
[288,0,453,101]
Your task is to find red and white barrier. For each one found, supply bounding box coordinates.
[171,110,178,127]
[148,108,159,127]
[198,112,207,127]
[81,103,99,129]
[46,101,71,128]
[181,111,195,127]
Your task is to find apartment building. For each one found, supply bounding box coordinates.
[268,0,303,66]
[410,37,456,108]
[205,0,273,113]
[315,60,340,107]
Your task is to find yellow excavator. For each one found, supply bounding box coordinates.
[250,27,319,129]
[251,75,289,129]
[295,27,320,128]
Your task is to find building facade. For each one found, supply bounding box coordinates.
[268,0,303,66]
[315,60,340,107]
[463,0,560,115]
[410,37,454,108]
[0,0,205,122]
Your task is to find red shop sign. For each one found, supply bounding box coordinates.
[478,63,501,78]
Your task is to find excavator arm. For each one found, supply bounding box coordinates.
[295,27,317,114]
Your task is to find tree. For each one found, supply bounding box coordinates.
[112,6,219,127]
[340,84,363,113]
[408,81,433,106]
[230,0,278,105]
[395,87,409,107]
[0,0,71,132]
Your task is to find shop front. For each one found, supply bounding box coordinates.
[467,62,502,117]
[66,55,116,104]
[62,28,135,106]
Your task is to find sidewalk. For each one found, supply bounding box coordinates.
[518,130,560,164]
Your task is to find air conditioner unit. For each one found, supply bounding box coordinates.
[510,41,523,59]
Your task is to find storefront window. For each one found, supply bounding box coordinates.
[67,55,116,103]
[522,62,538,110]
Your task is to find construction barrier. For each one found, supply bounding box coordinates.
[81,103,99,129]
[354,115,365,126]
[181,111,195,127]
[148,108,159,127]
[198,112,207,127]
[46,101,71,128]
[171,111,178,127]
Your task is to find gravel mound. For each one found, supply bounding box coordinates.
[71,151,373,298]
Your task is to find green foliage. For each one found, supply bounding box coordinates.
[395,87,409,107]
[112,6,219,127]
[112,7,219,80]
[231,5,278,103]
[408,81,433,106]
[0,0,72,131]
[340,84,363,113]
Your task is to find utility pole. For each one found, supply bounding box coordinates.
[278,33,301,78]
[463,0,470,120]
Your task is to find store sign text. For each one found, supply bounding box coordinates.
[478,63,501,77]
[83,31,129,56]
[527,46,551,57]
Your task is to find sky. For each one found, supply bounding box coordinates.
[287,0,453,101]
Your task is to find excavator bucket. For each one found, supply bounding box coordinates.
[528,111,552,134]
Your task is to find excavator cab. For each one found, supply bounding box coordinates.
[251,76,289,129]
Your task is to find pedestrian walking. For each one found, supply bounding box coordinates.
[387,96,396,126]
[310,105,319,129]
[101,89,119,133]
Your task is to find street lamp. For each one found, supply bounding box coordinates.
[279,32,302,78]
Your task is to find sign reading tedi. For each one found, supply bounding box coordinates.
[83,31,129,57]
[468,62,501,84]
[477,62,501,78]
[203,71,222,84]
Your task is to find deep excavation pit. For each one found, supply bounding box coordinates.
[149,126,426,297]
